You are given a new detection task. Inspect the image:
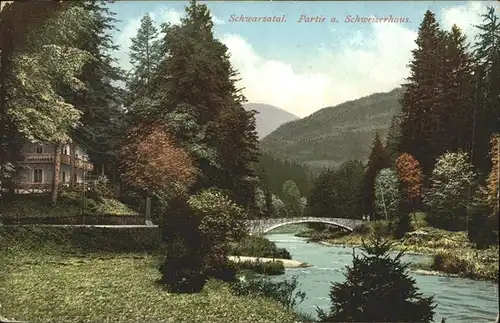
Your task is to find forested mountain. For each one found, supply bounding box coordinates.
[260,88,404,170]
[244,103,299,139]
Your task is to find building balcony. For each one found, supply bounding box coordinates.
[21,153,94,171]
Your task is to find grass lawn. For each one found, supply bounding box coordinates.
[3,191,138,218]
[0,251,299,323]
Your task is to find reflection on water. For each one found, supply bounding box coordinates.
[266,233,499,323]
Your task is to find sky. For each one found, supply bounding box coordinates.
[108,1,499,118]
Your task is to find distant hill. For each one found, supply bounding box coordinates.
[244,103,300,140]
[260,87,404,171]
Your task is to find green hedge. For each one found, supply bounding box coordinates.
[0,225,162,253]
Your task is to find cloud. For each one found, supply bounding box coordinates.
[221,1,493,118]
[221,22,417,118]
[113,1,492,117]
[440,1,493,39]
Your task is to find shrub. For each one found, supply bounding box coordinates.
[231,275,306,309]
[370,220,394,237]
[159,237,206,293]
[235,259,285,276]
[352,222,371,235]
[431,252,468,274]
[229,235,292,259]
[160,189,247,293]
[317,234,436,322]
[204,259,239,282]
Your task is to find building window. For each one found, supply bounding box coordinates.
[36,146,43,154]
[63,146,68,155]
[34,169,43,183]
[62,172,66,183]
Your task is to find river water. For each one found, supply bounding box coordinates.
[266,233,499,323]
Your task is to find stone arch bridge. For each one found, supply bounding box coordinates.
[247,217,365,235]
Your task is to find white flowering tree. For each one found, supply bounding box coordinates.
[424,151,476,230]
[374,168,401,220]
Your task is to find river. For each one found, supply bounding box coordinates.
[265,233,499,323]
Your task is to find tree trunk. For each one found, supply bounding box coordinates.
[381,192,388,221]
[51,142,62,205]
[145,196,152,224]
[69,141,75,189]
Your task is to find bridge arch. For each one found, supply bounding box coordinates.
[263,220,353,234]
[248,217,365,235]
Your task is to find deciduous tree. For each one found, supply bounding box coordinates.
[396,153,423,215]
[119,123,198,199]
[374,168,400,220]
[424,151,476,230]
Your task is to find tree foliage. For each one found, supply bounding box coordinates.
[282,180,303,217]
[140,0,260,208]
[487,133,499,216]
[188,188,247,247]
[119,123,197,197]
[317,234,436,322]
[374,168,400,220]
[126,13,162,113]
[396,153,423,213]
[472,7,500,175]
[424,151,476,230]
[307,160,364,219]
[363,132,391,218]
[5,6,94,144]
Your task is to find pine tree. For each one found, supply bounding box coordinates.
[472,7,500,176]
[307,168,337,218]
[126,13,161,113]
[437,25,475,156]
[384,114,402,164]
[148,0,260,208]
[363,132,391,218]
[317,235,436,322]
[70,1,126,185]
[399,10,448,175]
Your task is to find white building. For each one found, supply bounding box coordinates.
[17,142,94,192]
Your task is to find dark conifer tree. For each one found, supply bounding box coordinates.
[363,132,390,218]
[384,114,402,164]
[317,235,436,322]
[399,10,448,175]
[472,6,500,176]
[126,13,162,116]
[438,25,475,155]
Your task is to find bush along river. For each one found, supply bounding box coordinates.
[265,233,499,323]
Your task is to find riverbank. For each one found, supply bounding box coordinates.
[228,255,311,268]
[299,225,499,282]
[266,233,499,323]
